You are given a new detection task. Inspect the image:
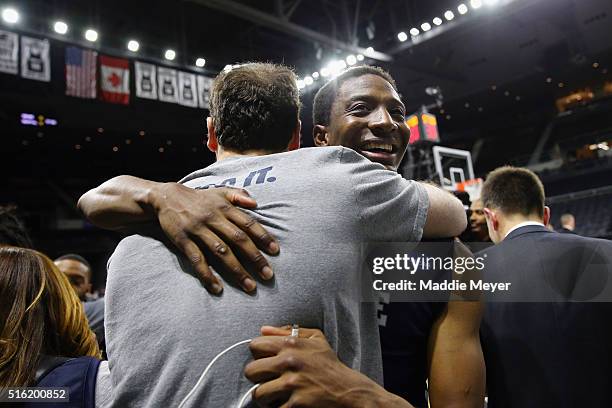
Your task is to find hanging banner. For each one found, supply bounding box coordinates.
[157,67,179,104]
[135,61,157,100]
[65,46,97,99]
[178,71,198,108]
[100,55,130,104]
[197,75,214,109]
[0,30,18,74]
[20,36,50,82]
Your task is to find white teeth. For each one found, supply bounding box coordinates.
[362,141,393,152]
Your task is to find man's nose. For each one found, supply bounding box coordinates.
[369,107,396,134]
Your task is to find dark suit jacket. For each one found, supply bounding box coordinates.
[559,227,577,234]
[479,225,612,408]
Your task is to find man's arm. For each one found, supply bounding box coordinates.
[78,175,279,294]
[419,182,468,239]
[245,326,414,408]
[427,237,486,408]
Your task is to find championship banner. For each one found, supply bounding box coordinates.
[20,36,50,82]
[197,75,213,109]
[178,71,198,107]
[100,55,130,105]
[135,61,157,100]
[0,30,18,74]
[157,67,179,104]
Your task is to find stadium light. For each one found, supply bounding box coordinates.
[127,40,140,52]
[84,29,98,42]
[346,55,357,65]
[444,10,455,20]
[304,76,313,85]
[458,4,469,14]
[356,54,364,61]
[397,32,408,42]
[320,67,330,77]
[297,79,305,89]
[433,17,443,26]
[365,46,374,55]
[312,72,320,79]
[164,49,176,61]
[470,0,483,9]
[195,58,206,67]
[1,8,19,24]
[53,21,68,34]
[410,27,419,36]
[421,22,432,32]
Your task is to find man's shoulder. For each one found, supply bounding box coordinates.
[479,228,612,258]
[109,233,170,268]
[179,146,355,184]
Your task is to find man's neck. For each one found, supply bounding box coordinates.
[499,215,544,240]
[216,147,282,161]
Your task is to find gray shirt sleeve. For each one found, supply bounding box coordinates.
[95,361,113,408]
[84,298,105,348]
[340,148,429,242]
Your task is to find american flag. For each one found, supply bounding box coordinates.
[65,46,97,98]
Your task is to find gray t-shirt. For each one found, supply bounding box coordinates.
[105,146,429,407]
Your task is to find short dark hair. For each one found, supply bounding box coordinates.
[313,66,398,126]
[481,166,545,217]
[210,62,300,152]
[0,205,33,249]
[55,253,92,273]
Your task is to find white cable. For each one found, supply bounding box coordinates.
[177,339,252,408]
[178,325,300,408]
[236,384,260,408]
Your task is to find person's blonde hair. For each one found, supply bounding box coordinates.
[0,247,100,387]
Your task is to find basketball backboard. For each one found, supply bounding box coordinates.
[432,146,475,191]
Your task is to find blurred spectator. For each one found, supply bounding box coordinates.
[470,198,492,242]
[54,254,92,301]
[0,205,33,248]
[0,246,111,406]
[560,213,576,234]
[55,254,105,354]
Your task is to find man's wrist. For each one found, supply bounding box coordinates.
[141,180,168,215]
[337,367,413,408]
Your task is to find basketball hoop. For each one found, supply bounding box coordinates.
[456,178,483,202]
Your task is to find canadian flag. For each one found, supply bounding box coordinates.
[99,55,130,104]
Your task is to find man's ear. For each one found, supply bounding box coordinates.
[287,120,301,151]
[484,208,499,231]
[543,206,551,226]
[206,117,218,153]
[313,125,330,147]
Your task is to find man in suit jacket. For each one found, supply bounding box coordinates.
[478,166,612,408]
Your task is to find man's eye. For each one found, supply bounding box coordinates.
[349,103,370,112]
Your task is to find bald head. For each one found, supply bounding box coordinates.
[560,213,575,231]
[54,254,92,301]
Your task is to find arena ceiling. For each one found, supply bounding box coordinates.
[2,0,612,181]
[11,0,612,104]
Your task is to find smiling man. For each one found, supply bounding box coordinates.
[312,67,408,170]
[469,198,492,242]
